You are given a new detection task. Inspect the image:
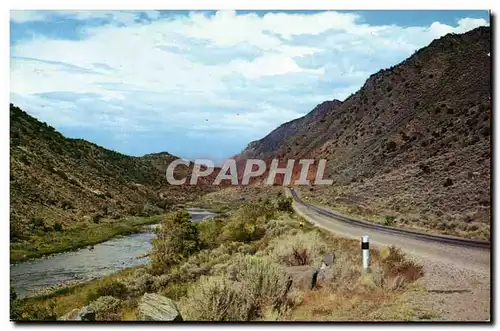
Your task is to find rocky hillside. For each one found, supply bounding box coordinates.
[236,100,342,160]
[237,26,491,239]
[10,104,212,240]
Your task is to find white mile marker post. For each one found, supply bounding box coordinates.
[362,235,370,272]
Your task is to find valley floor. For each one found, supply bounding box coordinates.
[10,215,162,263]
[10,193,431,321]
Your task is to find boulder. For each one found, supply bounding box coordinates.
[59,306,96,321]
[317,266,335,284]
[321,252,336,268]
[137,293,183,321]
[284,265,319,290]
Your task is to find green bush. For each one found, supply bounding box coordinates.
[383,215,396,226]
[218,200,276,243]
[10,300,57,321]
[276,196,293,213]
[53,222,63,232]
[220,216,266,243]
[150,210,201,274]
[196,218,224,249]
[10,286,17,301]
[88,280,129,301]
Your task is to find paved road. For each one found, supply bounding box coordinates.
[287,187,491,321]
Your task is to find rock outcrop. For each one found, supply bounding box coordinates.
[59,306,96,321]
[137,293,183,321]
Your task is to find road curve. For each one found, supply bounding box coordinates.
[287,187,490,273]
[287,187,491,320]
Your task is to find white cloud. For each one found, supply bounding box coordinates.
[10,10,48,23]
[9,10,489,158]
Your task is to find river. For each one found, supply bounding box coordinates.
[10,208,216,299]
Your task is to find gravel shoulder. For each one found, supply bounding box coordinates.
[287,188,491,321]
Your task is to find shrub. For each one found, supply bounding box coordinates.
[386,140,397,152]
[10,286,17,301]
[196,218,224,249]
[92,213,103,224]
[150,210,201,274]
[328,255,363,289]
[418,163,431,174]
[269,231,327,266]
[10,300,57,321]
[53,222,63,232]
[10,217,28,241]
[379,246,424,288]
[182,256,291,321]
[383,215,396,226]
[88,280,129,301]
[88,296,121,321]
[276,196,293,213]
[134,273,156,294]
[227,255,290,306]
[31,216,48,231]
[179,243,235,276]
[141,202,163,217]
[181,276,252,321]
[235,200,276,223]
[219,202,270,244]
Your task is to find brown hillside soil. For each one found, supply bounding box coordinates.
[10,104,215,243]
[236,27,491,239]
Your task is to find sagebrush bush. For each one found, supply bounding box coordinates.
[150,210,201,274]
[269,231,327,266]
[181,276,252,321]
[180,243,234,273]
[10,299,57,321]
[134,273,156,294]
[88,296,121,321]
[89,280,128,301]
[181,255,291,321]
[226,255,291,307]
[329,255,363,289]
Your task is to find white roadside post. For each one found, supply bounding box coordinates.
[362,235,370,272]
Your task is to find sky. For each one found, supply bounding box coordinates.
[10,10,490,162]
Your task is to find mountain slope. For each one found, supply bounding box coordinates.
[10,104,210,240]
[236,26,491,239]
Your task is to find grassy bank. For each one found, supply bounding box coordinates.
[11,193,433,321]
[10,215,162,263]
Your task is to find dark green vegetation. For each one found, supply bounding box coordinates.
[237,27,491,239]
[10,104,214,255]
[12,195,427,321]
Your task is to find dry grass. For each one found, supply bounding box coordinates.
[268,231,328,266]
[180,255,290,321]
[13,197,427,321]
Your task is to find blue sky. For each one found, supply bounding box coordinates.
[10,10,489,162]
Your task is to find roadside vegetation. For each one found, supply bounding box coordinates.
[10,215,162,263]
[298,187,490,241]
[11,193,429,321]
